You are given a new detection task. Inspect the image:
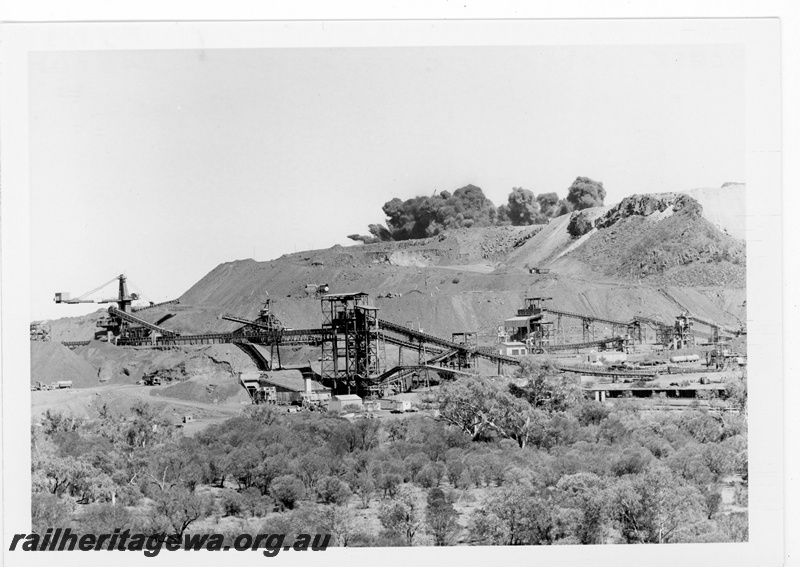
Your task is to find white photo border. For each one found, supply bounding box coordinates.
[1,16,784,567]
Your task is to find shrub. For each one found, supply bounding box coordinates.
[567,211,594,238]
[426,487,460,545]
[703,488,723,519]
[456,470,473,490]
[378,486,423,546]
[404,452,430,482]
[576,400,610,427]
[31,493,73,533]
[316,476,352,505]
[445,459,465,486]
[74,502,142,541]
[270,475,306,510]
[241,487,272,517]
[610,446,653,476]
[734,485,748,507]
[416,463,446,489]
[377,473,403,499]
[220,489,245,517]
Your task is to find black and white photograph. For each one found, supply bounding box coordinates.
[0,9,789,567]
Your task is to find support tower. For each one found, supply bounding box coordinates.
[320,293,382,394]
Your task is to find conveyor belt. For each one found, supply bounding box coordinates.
[222,314,282,332]
[371,364,474,386]
[379,319,469,351]
[108,306,180,337]
[379,319,520,366]
[132,299,180,312]
[544,307,631,327]
[425,349,460,364]
[632,316,668,329]
[235,343,272,371]
[555,363,657,379]
[474,347,521,364]
[687,314,739,336]
[125,328,332,347]
[61,341,90,349]
[66,314,522,369]
[378,332,445,355]
[543,336,625,352]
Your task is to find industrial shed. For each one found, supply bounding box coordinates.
[583,382,726,401]
[328,394,363,412]
[497,341,528,356]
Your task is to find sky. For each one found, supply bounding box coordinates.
[29,44,745,321]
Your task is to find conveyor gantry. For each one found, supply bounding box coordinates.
[542,336,626,352]
[378,332,445,355]
[132,299,180,313]
[108,306,180,337]
[543,307,631,328]
[221,314,330,345]
[686,314,740,336]
[378,319,520,366]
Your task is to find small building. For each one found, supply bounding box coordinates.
[363,400,381,412]
[377,398,413,411]
[497,341,528,357]
[328,394,363,412]
[183,415,193,423]
[587,351,627,364]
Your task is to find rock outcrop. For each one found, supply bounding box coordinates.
[595,193,702,230]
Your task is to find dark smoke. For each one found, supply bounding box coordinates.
[349,178,607,243]
[566,176,606,210]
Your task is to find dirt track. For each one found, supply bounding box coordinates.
[31,382,247,425]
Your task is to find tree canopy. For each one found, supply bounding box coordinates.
[31,366,748,547]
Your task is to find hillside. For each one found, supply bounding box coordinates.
[565,192,745,286]
[34,184,746,391]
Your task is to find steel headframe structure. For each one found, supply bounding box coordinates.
[506,297,554,352]
[449,332,477,370]
[320,292,382,394]
[669,313,695,350]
